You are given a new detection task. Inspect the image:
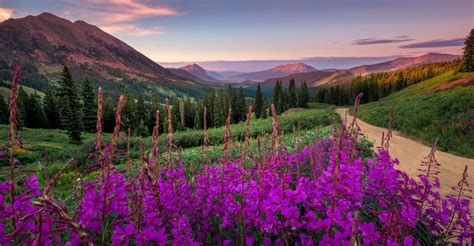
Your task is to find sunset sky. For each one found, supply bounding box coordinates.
[0,0,472,64]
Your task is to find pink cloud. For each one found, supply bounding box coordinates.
[67,0,178,23]
[0,7,14,22]
[101,24,164,36]
[61,0,177,35]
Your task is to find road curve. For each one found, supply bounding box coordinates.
[335,108,474,212]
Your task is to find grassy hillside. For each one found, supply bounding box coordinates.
[357,71,474,157]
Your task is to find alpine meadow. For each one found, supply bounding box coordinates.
[0,1,473,245]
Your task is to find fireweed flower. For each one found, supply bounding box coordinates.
[0,71,471,245]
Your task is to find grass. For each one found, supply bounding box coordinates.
[357,71,474,158]
[0,103,339,165]
[0,103,340,209]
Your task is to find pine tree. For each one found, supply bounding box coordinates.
[194,103,203,129]
[237,87,246,122]
[122,87,136,133]
[0,93,8,124]
[103,95,116,133]
[461,29,474,72]
[213,90,226,127]
[171,99,181,131]
[298,80,309,108]
[26,93,48,128]
[281,89,288,113]
[57,66,82,143]
[273,80,282,114]
[254,83,263,118]
[43,90,59,129]
[81,78,97,132]
[287,78,297,108]
[183,97,194,128]
[395,72,405,91]
[136,119,149,137]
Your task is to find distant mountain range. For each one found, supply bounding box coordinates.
[0,12,209,97]
[0,12,462,98]
[225,63,317,82]
[232,53,461,91]
[177,64,220,82]
[347,53,461,76]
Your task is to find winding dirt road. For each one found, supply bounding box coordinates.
[335,108,474,212]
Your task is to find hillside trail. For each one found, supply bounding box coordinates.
[335,108,474,213]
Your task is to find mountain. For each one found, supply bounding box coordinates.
[0,12,208,97]
[226,63,317,82]
[178,64,220,83]
[237,53,461,93]
[168,68,221,86]
[205,70,243,80]
[348,53,461,76]
[314,71,354,87]
[259,71,333,89]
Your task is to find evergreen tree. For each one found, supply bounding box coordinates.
[273,80,282,113]
[43,90,59,129]
[122,87,136,132]
[135,119,149,137]
[81,78,97,132]
[281,89,288,113]
[183,97,194,128]
[461,29,474,72]
[298,81,309,108]
[171,99,181,131]
[57,66,82,143]
[0,93,8,124]
[287,78,297,108]
[102,95,116,133]
[213,90,226,127]
[194,103,203,129]
[26,93,48,128]
[395,72,405,91]
[254,83,263,118]
[237,87,246,122]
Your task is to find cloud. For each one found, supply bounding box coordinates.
[71,0,178,22]
[101,24,164,36]
[400,38,464,48]
[394,35,410,39]
[0,7,14,22]
[352,37,414,45]
[62,0,178,35]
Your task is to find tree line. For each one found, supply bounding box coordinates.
[269,78,309,115]
[313,59,462,106]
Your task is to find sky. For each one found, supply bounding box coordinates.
[0,0,472,70]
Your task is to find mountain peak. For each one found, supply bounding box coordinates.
[0,12,207,96]
[178,64,219,82]
[272,63,316,72]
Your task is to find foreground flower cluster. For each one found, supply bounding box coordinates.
[1,69,472,245]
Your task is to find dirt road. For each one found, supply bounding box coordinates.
[335,108,474,212]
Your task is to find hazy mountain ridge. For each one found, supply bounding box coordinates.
[226,62,317,82]
[348,53,461,76]
[237,53,461,91]
[177,64,220,82]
